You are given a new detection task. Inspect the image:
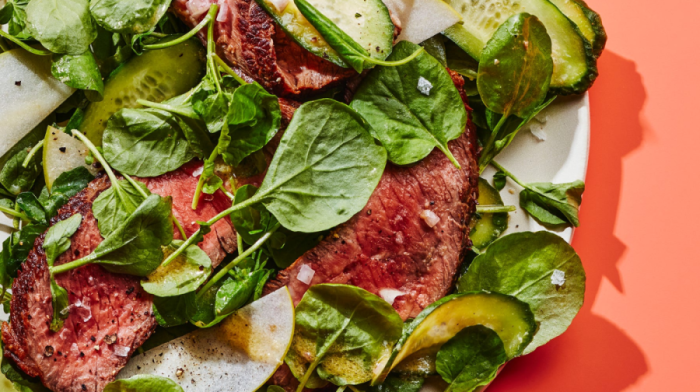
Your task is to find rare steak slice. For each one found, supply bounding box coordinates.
[170,0,355,97]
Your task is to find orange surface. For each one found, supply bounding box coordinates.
[488,0,700,391]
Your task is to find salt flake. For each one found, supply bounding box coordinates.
[417,77,433,96]
[551,269,566,286]
[192,165,204,177]
[114,345,130,357]
[297,264,315,285]
[420,210,440,228]
[379,288,405,305]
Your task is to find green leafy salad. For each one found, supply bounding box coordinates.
[0,0,606,390]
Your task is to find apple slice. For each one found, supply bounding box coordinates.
[382,0,462,44]
[0,50,74,161]
[118,287,295,391]
[43,126,100,190]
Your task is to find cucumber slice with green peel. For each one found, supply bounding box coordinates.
[374,292,537,383]
[470,178,509,250]
[442,0,598,94]
[79,40,206,145]
[255,0,395,68]
[548,0,606,57]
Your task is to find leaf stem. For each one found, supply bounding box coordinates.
[213,55,248,85]
[50,253,97,275]
[142,6,217,51]
[0,30,51,56]
[192,150,219,210]
[479,115,509,173]
[136,99,199,119]
[196,223,280,299]
[490,161,527,189]
[205,7,223,94]
[0,205,29,221]
[363,47,425,67]
[0,37,10,53]
[220,184,234,201]
[476,205,516,214]
[71,130,120,187]
[237,232,244,255]
[22,140,44,168]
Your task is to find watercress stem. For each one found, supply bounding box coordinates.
[0,30,51,56]
[136,99,199,119]
[142,6,217,51]
[12,202,21,229]
[237,232,244,255]
[362,47,425,67]
[490,161,528,189]
[0,205,29,221]
[476,205,516,214]
[22,140,44,168]
[50,252,97,275]
[220,184,234,201]
[0,37,10,53]
[196,223,280,300]
[480,115,510,173]
[71,130,120,187]
[213,54,248,85]
[205,7,223,94]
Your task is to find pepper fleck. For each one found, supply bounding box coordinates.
[14,81,21,86]
[59,147,67,153]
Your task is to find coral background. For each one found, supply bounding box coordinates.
[488,0,700,390]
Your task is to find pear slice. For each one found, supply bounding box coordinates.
[383,0,462,44]
[43,126,100,191]
[119,287,295,392]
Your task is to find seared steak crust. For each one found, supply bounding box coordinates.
[170,0,355,97]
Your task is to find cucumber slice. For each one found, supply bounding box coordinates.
[375,292,536,383]
[442,0,597,94]
[548,0,606,57]
[255,0,394,68]
[469,178,508,250]
[79,40,206,145]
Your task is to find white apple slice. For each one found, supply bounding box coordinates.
[43,126,100,190]
[0,49,74,160]
[383,0,462,44]
[119,287,295,391]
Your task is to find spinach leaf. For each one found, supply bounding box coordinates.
[52,194,173,277]
[219,82,281,167]
[152,292,197,327]
[257,99,386,233]
[520,181,585,228]
[51,51,105,102]
[477,13,553,119]
[288,284,403,389]
[367,375,425,392]
[294,0,422,73]
[104,375,184,392]
[25,0,97,55]
[0,148,41,195]
[90,0,171,35]
[3,224,47,278]
[51,167,94,197]
[214,269,265,315]
[43,214,82,266]
[102,108,212,177]
[458,231,586,354]
[16,192,47,224]
[436,325,507,392]
[141,240,212,297]
[93,179,149,238]
[350,41,467,168]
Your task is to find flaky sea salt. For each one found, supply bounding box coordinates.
[379,288,405,305]
[73,298,92,322]
[420,210,440,228]
[114,345,130,357]
[216,0,229,22]
[186,0,210,18]
[192,165,204,177]
[417,77,433,96]
[297,264,315,285]
[551,269,566,286]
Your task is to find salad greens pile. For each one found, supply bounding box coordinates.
[0,0,599,390]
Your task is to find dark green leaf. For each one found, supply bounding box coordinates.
[218,82,281,167]
[37,188,69,221]
[445,40,478,81]
[230,184,277,245]
[214,269,264,315]
[90,0,171,35]
[50,167,94,198]
[268,229,323,269]
[288,284,403,387]
[190,278,229,328]
[458,231,586,354]
[25,0,97,55]
[477,13,553,119]
[49,276,70,332]
[152,292,197,327]
[350,41,467,168]
[5,224,47,278]
[436,325,507,392]
[493,171,506,191]
[1,0,31,40]
[257,99,387,233]
[51,51,105,102]
[93,179,149,238]
[0,149,41,195]
[141,240,212,297]
[191,75,239,133]
[0,2,14,24]
[367,375,425,392]
[421,35,447,66]
[103,108,212,177]
[519,180,584,228]
[43,214,82,266]
[16,192,47,224]
[104,375,184,392]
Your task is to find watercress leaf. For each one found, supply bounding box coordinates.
[6,224,47,277]
[51,51,105,102]
[458,231,586,354]
[25,0,97,55]
[252,268,271,301]
[200,157,223,195]
[103,108,209,177]
[367,375,425,392]
[43,214,82,266]
[0,2,14,24]
[93,179,149,238]
[350,41,467,168]
[421,35,447,66]
[142,240,212,297]
[214,269,264,315]
[89,194,173,276]
[230,184,277,245]
[190,278,229,328]
[39,192,69,221]
[2,0,31,40]
[257,99,387,233]
[152,291,197,327]
[435,325,507,392]
[50,167,94,198]
[16,192,47,224]
[477,13,553,119]
[268,229,323,269]
[90,0,171,35]
[289,284,404,387]
[218,82,281,167]
[190,75,239,132]
[104,374,184,392]
[519,180,585,228]
[49,276,70,332]
[493,171,506,191]
[0,149,40,195]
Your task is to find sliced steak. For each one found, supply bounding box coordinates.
[264,71,479,321]
[171,0,355,97]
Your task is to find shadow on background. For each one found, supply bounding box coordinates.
[488,52,649,391]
